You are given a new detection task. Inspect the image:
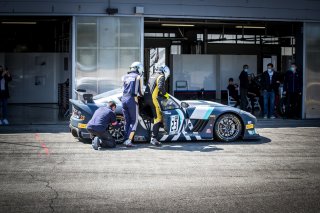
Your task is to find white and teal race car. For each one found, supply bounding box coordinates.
[69,88,259,143]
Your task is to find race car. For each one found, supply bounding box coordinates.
[69,88,259,143]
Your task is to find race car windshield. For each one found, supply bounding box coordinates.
[160,95,181,110]
[169,95,181,106]
[93,88,123,100]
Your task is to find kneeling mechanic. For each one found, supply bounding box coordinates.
[86,101,121,150]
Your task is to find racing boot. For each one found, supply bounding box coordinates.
[150,137,162,146]
[124,139,135,147]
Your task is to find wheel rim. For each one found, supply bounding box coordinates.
[216,114,241,141]
[108,116,125,144]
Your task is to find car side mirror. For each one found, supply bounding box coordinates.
[181,102,189,108]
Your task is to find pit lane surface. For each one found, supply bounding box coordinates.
[0,120,319,212]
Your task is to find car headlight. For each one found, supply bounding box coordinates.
[72,106,85,120]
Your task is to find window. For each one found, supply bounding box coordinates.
[171,45,181,55]
[76,17,142,96]
[160,97,180,110]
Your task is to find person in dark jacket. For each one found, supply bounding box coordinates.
[261,63,280,119]
[283,63,302,119]
[239,64,249,110]
[0,66,12,125]
[86,101,121,150]
[227,78,240,107]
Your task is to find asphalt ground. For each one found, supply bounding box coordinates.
[0,119,319,213]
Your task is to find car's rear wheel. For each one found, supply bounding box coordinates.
[214,113,243,142]
[108,115,125,144]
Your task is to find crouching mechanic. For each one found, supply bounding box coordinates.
[145,64,170,146]
[122,61,144,147]
[86,101,121,150]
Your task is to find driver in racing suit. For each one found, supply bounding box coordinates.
[121,62,144,147]
[144,64,170,146]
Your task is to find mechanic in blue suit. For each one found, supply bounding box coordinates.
[86,101,121,150]
[121,61,144,147]
[144,64,170,146]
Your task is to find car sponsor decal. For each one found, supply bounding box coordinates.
[245,124,254,129]
[78,123,87,128]
[189,107,214,120]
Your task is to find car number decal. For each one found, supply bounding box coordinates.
[170,115,179,134]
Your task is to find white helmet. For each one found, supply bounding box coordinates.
[156,64,170,80]
[130,61,144,75]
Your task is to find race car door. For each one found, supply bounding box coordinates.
[159,97,186,135]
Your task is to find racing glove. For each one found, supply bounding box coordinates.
[164,93,170,99]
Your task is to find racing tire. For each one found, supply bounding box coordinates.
[108,115,125,144]
[214,113,243,142]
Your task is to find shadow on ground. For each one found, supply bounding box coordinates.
[256,119,320,128]
[92,136,271,153]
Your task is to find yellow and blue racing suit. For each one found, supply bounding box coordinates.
[144,72,169,139]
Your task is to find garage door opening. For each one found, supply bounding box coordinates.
[0,16,71,124]
[144,18,302,103]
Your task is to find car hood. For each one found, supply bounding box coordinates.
[183,100,226,107]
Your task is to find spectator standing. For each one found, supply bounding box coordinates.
[0,66,12,125]
[283,63,302,119]
[239,64,249,110]
[261,63,280,119]
[227,78,240,107]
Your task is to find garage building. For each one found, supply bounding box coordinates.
[0,0,320,122]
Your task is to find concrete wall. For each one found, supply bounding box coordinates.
[1,0,320,21]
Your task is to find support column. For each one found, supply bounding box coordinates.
[216,55,221,100]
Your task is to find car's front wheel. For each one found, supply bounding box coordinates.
[214,113,243,142]
[108,115,125,144]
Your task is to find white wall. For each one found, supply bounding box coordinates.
[5,53,67,103]
[220,55,257,90]
[172,54,257,98]
[172,55,217,91]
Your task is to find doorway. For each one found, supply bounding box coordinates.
[0,16,71,124]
